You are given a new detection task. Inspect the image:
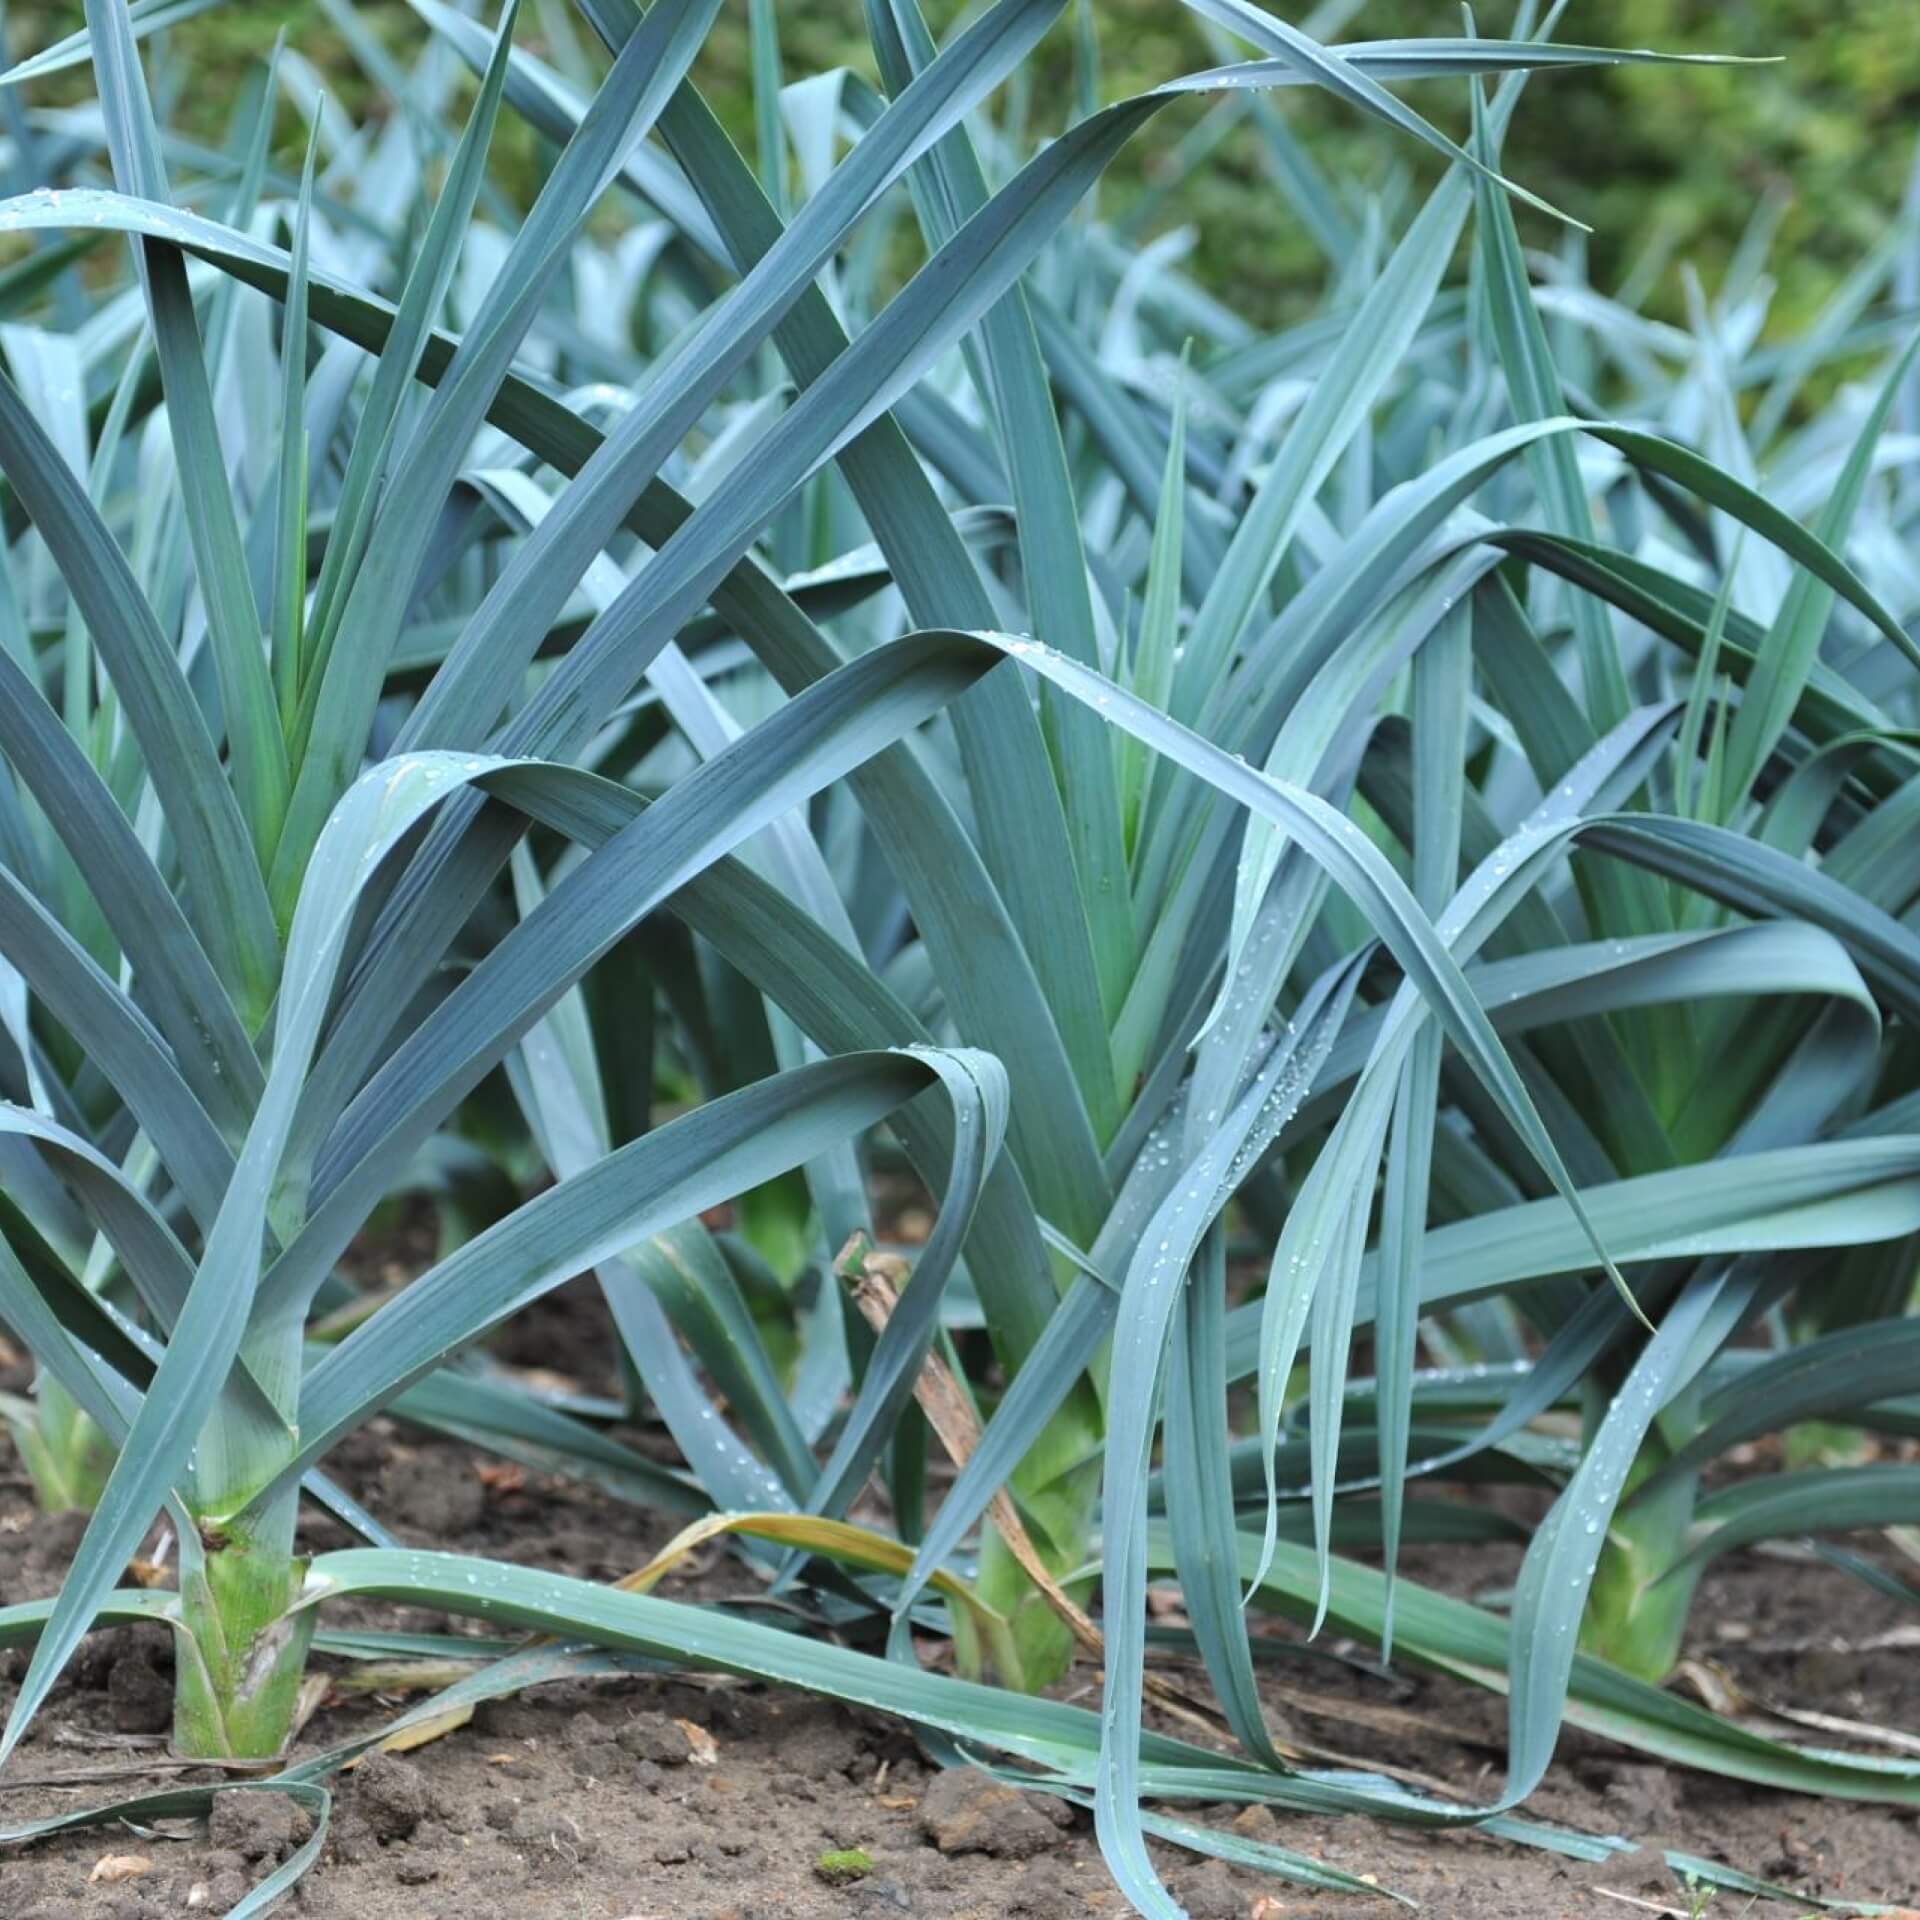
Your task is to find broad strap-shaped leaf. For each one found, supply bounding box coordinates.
[1661,1465,1920,1579]
[0,643,258,1132]
[1,739,612,1755]
[269,122,320,730]
[0,364,279,1017]
[276,0,723,890]
[1640,1317,1920,1488]
[1177,2,1582,226]
[870,0,1135,1043]
[1721,330,1920,812]
[1376,597,1470,1654]
[0,0,221,87]
[287,634,1019,1305]
[1177,165,1470,722]
[81,0,291,858]
[286,0,523,804]
[0,870,233,1229]
[281,1047,1005,1496]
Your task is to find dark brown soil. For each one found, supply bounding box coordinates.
[2,1300,1918,1919]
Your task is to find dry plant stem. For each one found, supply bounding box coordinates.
[837,1237,1291,1753]
[839,1251,1476,1792]
[840,1240,1103,1654]
[1673,1661,1920,1758]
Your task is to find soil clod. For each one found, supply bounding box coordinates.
[916,1767,1070,1860]
[207,1788,303,1862]
[353,1750,430,1842]
[103,1652,172,1735]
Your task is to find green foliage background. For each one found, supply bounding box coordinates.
[701,0,1920,336]
[11,2,1915,334]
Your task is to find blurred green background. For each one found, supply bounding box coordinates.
[9,2,1917,332]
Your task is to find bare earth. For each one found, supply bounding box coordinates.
[2,1292,1916,1919]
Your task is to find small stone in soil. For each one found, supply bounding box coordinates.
[200,1867,252,1914]
[617,1709,696,1765]
[1231,1803,1282,1842]
[1175,1859,1250,1920]
[103,1895,164,1920]
[847,1879,912,1912]
[325,1810,377,1866]
[208,1787,303,1862]
[1008,1859,1081,1916]
[568,1739,625,1779]
[352,1750,429,1842]
[916,1767,1070,1860]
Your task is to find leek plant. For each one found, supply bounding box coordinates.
[0,1375,115,1514]
[0,4,1917,1918]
